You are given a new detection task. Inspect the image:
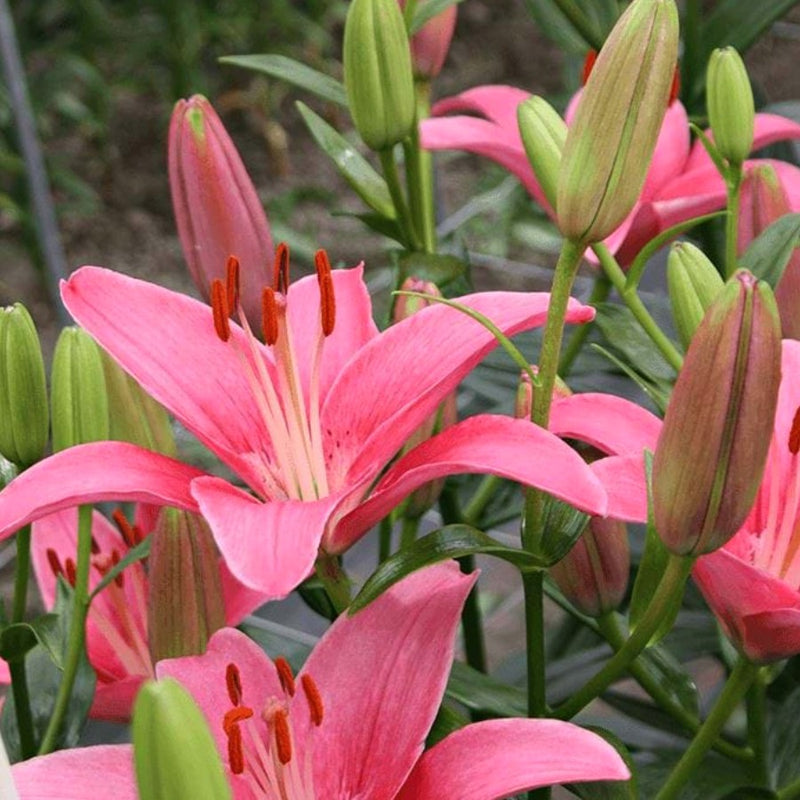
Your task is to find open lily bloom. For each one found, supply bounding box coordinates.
[11,563,630,799]
[692,341,800,663]
[0,254,606,599]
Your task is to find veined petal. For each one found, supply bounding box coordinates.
[0,442,203,542]
[323,291,594,490]
[640,100,691,201]
[327,415,607,554]
[191,477,337,597]
[219,561,270,625]
[91,677,146,723]
[591,454,648,522]
[431,84,533,131]
[294,562,476,800]
[396,718,630,800]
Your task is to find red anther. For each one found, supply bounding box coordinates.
[272,708,292,764]
[669,67,681,106]
[131,524,145,545]
[65,558,77,587]
[227,723,245,775]
[90,536,100,555]
[226,662,243,706]
[301,673,324,727]
[275,656,296,697]
[581,50,597,86]
[211,279,231,342]
[223,705,254,735]
[112,509,137,548]
[111,549,124,588]
[789,407,800,455]
[46,548,63,578]
[315,250,335,337]
[226,255,241,311]
[262,287,279,346]
[273,242,290,295]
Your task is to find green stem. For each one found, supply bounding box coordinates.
[12,524,31,623]
[463,475,501,525]
[313,552,352,616]
[403,81,436,253]
[400,515,420,548]
[594,242,684,372]
[8,657,36,759]
[558,273,612,377]
[548,0,604,50]
[655,659,760,800]
[38,504,93,756]
[378,516,393,562]
[554,553,692,720]
[379,147,421,251]
[746,669,769,786]
[725,169,743,279]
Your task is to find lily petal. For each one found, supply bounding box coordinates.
[396,718,630,800]
[591,455,648,522]
[431,84,532,131]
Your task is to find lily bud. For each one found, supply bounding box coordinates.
[398,0,457,80]
[518,96,567,211]
[515,367,572,421]
[666,242,724,349]
[169,95,273,328]
[738,165,800,339]
[147,508,225,664]
[50,327,109,452]
[0,304,48,468]
[653,271,781,555]
[344,0,416,151]
[550,517,630,617]
[707,47,754,167]
[133,678,231,800]
[557,0,679,243]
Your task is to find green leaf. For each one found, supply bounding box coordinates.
[396,251,469,291]
[739,212,800,289]
[447,660,527,717]
[350,525,546,613]
[409,0,466,35]
[425,702,468,748]
[89,534,151,601]
[566,728,636,800]
[701,0,800,57]
[220,55,348,107]
[296,102,395,219]
[768,685,800,786]
[521,0,603,51]
[340,211,404,244]
[591,344,671,414]
[536,494,589,565]
[0,615,61,666]
[237,617,314,673]
[637,642,699,716]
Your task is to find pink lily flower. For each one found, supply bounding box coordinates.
[398,0,457,80]
[10,563,630,798]
[0,256,607,599]
[692,340,800,663]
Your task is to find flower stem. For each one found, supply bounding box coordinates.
[778,775,800,800]
[400,515,420,548]
[593,242,683,373]
[403,81,436,254]
[378,516,393,562]
[463,475,501,525]
[554,553,692,720]
[8,657,36,759]
[558,272,612,377]
[725,168,743,279]
[314,552,352,615]
[655,659,760,800]
[379,147,421,251]
[38,504,93,756]
[746,669,769,786]
[12,524,31,623]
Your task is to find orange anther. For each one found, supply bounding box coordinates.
[90,535,100,555]
[112,509,138,548]
[223,705,254,735]
[272,708,292,765]
[227,723,245,775]
[275,656,296,697]
[315,250,335,337]
[226,662,243,706]
[581,50,597,85]
[273,242,290,295]
[226,255,241,311]
[301,673,324,727]
[46,548,63,578]
[262,287,279,346]
[111,549,124,587]
[64,558,77,587]
[789,407,800,455]
[211,279,231,342]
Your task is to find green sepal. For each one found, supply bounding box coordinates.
[739,212,800,288]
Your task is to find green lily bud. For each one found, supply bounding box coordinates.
[344,0,416,151]
[550,517,630,617]
[707,47,754,167]
[653,270,781,556]
[514,367,572,421]
[147,508,225,664]
[50,327,109,452]
[557,0,679,244]
[100,351,176,457]
[517,96,567,210]
[666,242,724,349]
[133,678,231,800]
[0,304,48,468]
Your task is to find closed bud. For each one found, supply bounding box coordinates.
[0,304,48,468]
[550,517,630,617]
[518,96,567,211]
[169,95,273,328]
[557,0,679,243]
[50,327,109,452]
[133,678,231,800]
[393,276,441,320]
[707,47,754,167]
[398,0,457,80]
[739,165,800,339]
[514,367,572,421]
[344,0,416,151]
[147,508,225,664]
[667,242,724,349]
[653,270,781,555]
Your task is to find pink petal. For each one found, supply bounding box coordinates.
[549,393,662,455]
[323,291,594,490]
[327,415,607,553]
[591,455,648,522]
[431,84,532,131]
[294,562,476,800]
[90,677,146,723]
[11,745,135,799]
[191,477,340,597]
[396,718,630,800]
[0,442,203,542]
[640,101,691,201]
[219,561,270,625]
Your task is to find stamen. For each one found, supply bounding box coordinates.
[581,50,597,85]
[46,548,63,578]
[789,407,800,454]
[669,67,681,106]
[223,706,254,735]
[131,524,145,546]
[112,509,138,548]
[273,242,290,294]
[226,662,243,706]
[111,549,124,587]
[227,723,245,775]
[90,536,100,555]
[211,279,231,342]
[275,656,296,697]
[64,558,77,587]
[226,255,241,311]
[315,249,335,336]
[262,287,279,346]
[272,709,292,765]
[301,674,324,727]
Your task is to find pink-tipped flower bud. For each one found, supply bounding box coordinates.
[398,0,457,79]
[653,270,781,556]
[147,508,225,664]
[738,164,800,339]
[550,517,630,617]
[169,95,273,328]
[514,367,572,421]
